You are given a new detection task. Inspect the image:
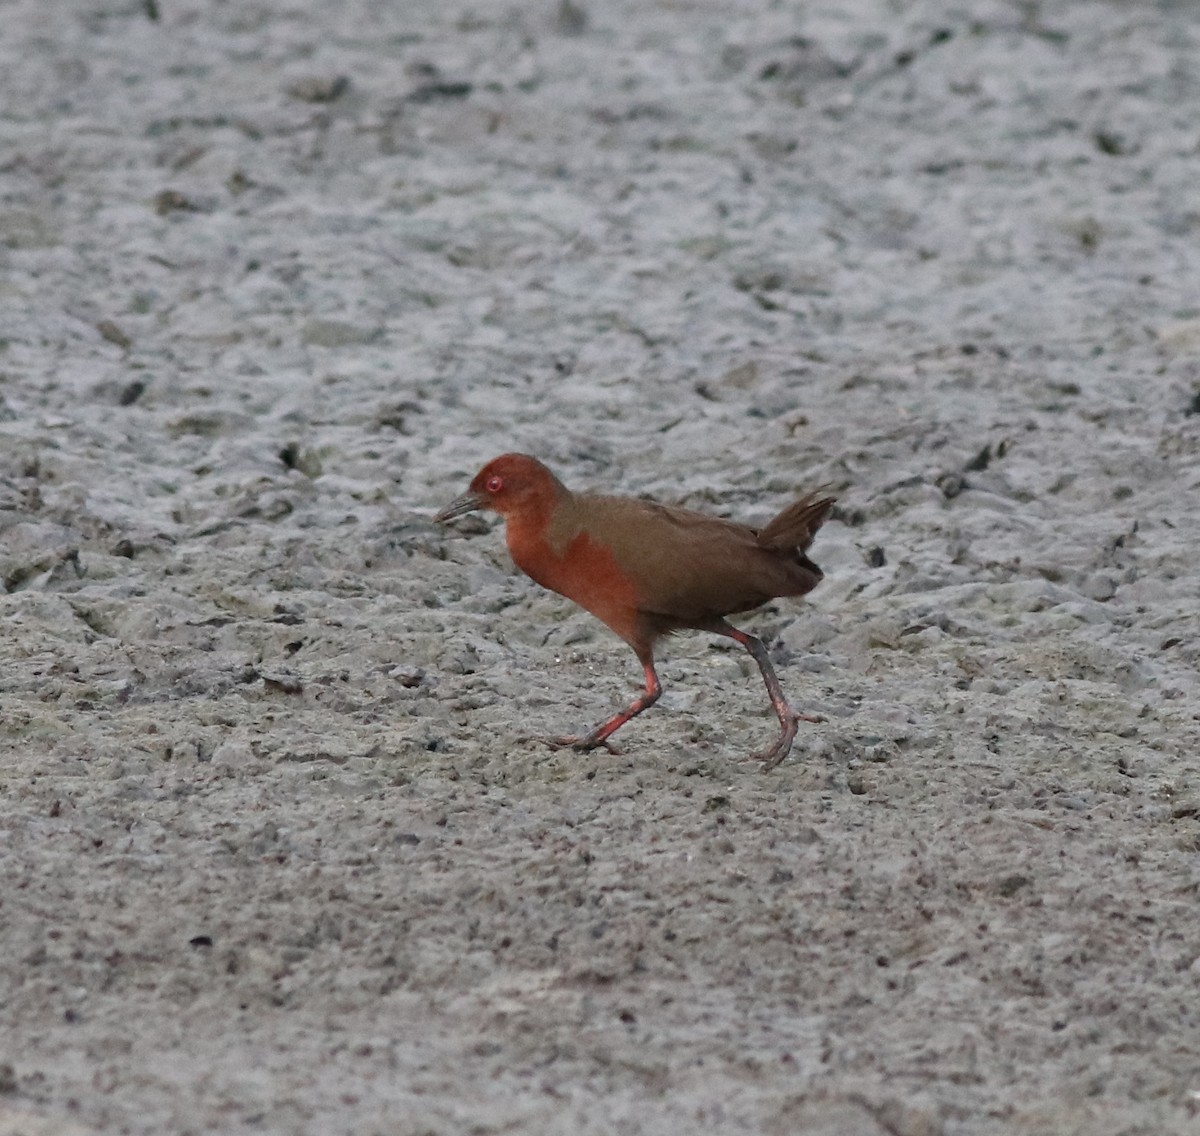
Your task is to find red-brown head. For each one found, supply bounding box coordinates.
[435,453,568,523]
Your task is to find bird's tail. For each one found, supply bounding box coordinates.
[756,489,836,552]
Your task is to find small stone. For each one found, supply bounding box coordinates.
[936,472,965,499]
[286,75,350,103]
[152,189,196,216]
[846,772,871,795]
[389,666,426,689]
[262,672,304,695]
[119,379,147,406]
[995,873,1031,897]
[96,320,132,350]
[407,80,472,103]
[1093,129,1131,156]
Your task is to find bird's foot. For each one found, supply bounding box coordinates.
[747,710,822,771]
[745,741,792,770]
[544,734,623,756]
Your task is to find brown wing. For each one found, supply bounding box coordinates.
[566,492,830,625]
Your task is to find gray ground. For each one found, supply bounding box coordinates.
[2,0,1200,1133]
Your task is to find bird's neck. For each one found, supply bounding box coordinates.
[504,492,577,585]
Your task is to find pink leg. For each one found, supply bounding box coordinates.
[550,655,662,754]
[704,619,821,770]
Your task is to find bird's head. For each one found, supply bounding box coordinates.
[435,453,566,523]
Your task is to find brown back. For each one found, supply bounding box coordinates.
[551,490,834,625]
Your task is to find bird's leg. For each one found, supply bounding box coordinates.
[704,619,821,770]
[549,655,662,754]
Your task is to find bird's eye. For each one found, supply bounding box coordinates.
[486,475,504,493]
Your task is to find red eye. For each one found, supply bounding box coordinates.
[486,475,503,493]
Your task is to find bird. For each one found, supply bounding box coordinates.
[435,453,835,769]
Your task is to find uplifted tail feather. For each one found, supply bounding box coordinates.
[756,490,836,552]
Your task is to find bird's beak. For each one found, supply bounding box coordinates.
[435,491,485,523]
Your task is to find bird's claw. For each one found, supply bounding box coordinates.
[744,745,789,769]
[746,709,822,770]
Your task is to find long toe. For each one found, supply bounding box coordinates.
[751,716,800,770]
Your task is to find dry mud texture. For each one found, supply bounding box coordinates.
[2,1,1200,1133]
